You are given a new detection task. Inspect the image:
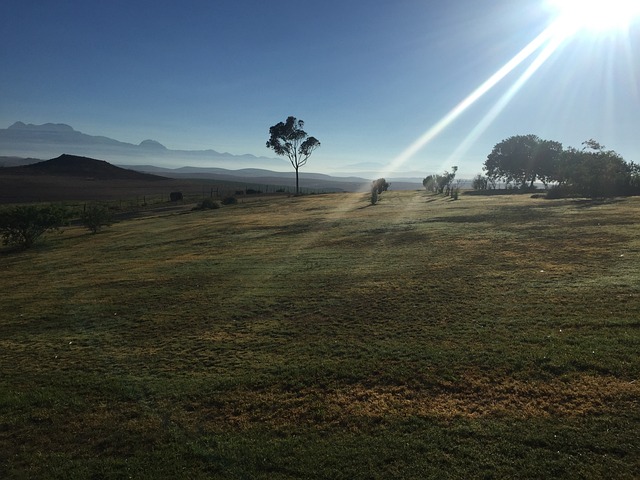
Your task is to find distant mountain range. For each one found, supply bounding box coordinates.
[0,121,288,170]
[125,164,389,191]
[0,122,426,189]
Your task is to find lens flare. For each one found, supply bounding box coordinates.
[548,0,640,34]
[380,25,558,178]
[380,1,638,178]
[443,33,566,169]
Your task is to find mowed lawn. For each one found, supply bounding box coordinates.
[1,191,639,479]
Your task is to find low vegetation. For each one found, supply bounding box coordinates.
[1,191,638,478]
[0,204,69,248]
[194,197,220,210]
[221,196,238,206]
[370,178,390,205]
[79,203,113,234]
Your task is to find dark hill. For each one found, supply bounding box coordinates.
[10,154,167,181]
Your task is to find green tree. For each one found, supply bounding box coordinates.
[446,166,458,196]
[554,140,633,198]
[472,174,488,190]
[0,204,69,249]
[423,175,436,192]
[370,178,389,205]
[423,167,457,195]
[370,184,378,205]
[266,116,320,195]
[80,203,113,234]
[372,178,390,194]
[484,135,562,189]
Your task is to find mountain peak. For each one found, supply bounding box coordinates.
[139,139,166,150]
[21,154,166,181]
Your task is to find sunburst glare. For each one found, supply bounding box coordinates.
[380,0,640,178]
[548,0,640,34]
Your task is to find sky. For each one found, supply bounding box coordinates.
[1,0,639,177]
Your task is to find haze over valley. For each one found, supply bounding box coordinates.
[0,121,426,186]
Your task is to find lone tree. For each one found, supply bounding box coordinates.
[372,178,390,194]
[370,178,390,205]
[266,116,320,195]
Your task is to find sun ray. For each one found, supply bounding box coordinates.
[370,0,638,186]
[440,32,568,172]
[377,25,557,178]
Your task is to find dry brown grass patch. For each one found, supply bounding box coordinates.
[198,375,639,430]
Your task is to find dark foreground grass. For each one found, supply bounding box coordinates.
[1,191,639,478]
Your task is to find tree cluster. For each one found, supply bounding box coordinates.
[481,135,640,198]
[484,135,562,189]
[423,166,458,197]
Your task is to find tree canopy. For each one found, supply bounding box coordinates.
[266,116,320,195]
[556,140,637,198]
[483,135,562,189]
[482,135,640,198]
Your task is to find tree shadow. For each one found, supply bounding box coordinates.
[572,197,629,209]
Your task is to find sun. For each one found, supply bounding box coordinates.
[548,0,640,34]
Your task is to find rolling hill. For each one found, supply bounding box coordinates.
[4,154,168,181]
[0,154,198,203]
[0,154,375,203]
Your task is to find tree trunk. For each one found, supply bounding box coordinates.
[295,166,299,195]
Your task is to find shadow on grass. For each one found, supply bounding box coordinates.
[572,197,629,209]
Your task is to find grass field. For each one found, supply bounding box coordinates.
[1,190,639,479]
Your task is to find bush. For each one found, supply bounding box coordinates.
[221,197,238,206]
[80,203,113,234]
[372,178,390,194]
[199,198,220,210]
[546,184,576,199]
[370,186,378,205]
[0,204,69,249]
[472,174,488,190]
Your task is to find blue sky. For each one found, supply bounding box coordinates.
[2,0,639,176]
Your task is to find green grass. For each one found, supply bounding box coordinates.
[1,191,639,478]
